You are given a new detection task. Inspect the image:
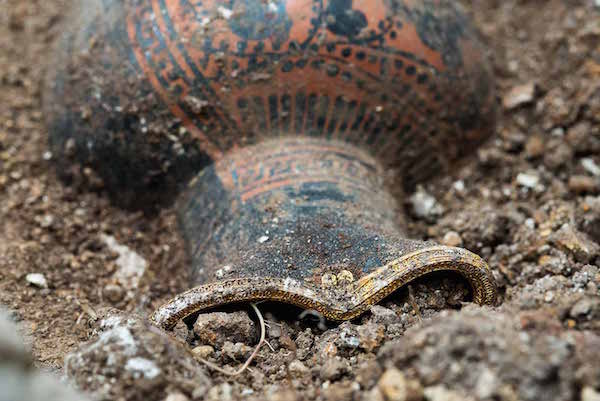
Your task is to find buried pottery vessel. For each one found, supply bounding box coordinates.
[45,0,499,329]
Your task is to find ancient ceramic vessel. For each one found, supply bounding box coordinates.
[45,0,498,329]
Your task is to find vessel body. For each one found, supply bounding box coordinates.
[45,0,499,327]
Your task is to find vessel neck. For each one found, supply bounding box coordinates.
[180,138,407,286]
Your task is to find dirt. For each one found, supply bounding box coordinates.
[0,1,599,401]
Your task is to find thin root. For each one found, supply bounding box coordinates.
[194,303,267,376]
[408,285,423,324]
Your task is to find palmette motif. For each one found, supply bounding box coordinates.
[45,0,499,329]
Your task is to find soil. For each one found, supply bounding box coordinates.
[0,1,599,401]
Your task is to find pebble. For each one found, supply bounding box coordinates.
[101,234,147,290]
[543,139,573,170]
[516,172,540,188]
[319,358,349,381]
[193,311,255,348]
[474,368,500,399]
[569,298,597,319]
[221,341,252,361]
[323,381,357,401]
[206,383,232,401]
[288,360,310,378]
[582,387,600,401]
[568,175,599,194]
[0,310,90,401]
[377,368,423,401]
[163,392,189,401]
[357,323,385,352]
[355,360,383,389]
[453,180,465,193]
[502,82,536,110]
[25,273,47,288]
[266,388,298,401]
[442,231,463,247]
[524,135,545,158]
[409,188,444,220]
[582,158,600,177]
[551,224,600,263]
[423,385,471,401]
[191,345,214,359]
[103,283,125,303]
[369,305,400,325]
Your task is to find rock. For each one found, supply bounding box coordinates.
[191,345,214,359]
[338,322,360,349]
[221,341,252,361]
[442,231,463,247]
[265,388,298,401]
[288,360,310,378]
[582,387,600,401]
[323,381,357,401]
[437,203,511,250]
[369,305,400,325]
[409,187,444,220]
[320,358,349,381]
[101,234,147,291]
[164,392,189,401]
[205,383,232,401]
[103,283,125,303]
[524,135,545,158]
[551,224,600,263]
[193,311,255,348]
[355,360,383,388]
[568,175,599,194]
[294,329,314,361]
[25,273,47,288]
[362,388,385,401]
[65,309,210,401]
[516,172,540,189]
[0,310,90,401]
[503,82,536,110]
[423,385,472,401]
[357,323,385,352]
[377,309,579,401]
[377,368,423,401]
[582,158,600,177]
[543,139,573,170]
[0,310,28,364]
[474,367,500,399]
[570,298,599,319]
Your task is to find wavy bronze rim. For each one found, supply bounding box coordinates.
[151,246,498,330]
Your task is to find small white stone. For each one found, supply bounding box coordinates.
[516,172,540,188]
[217,6,233,19]
[453,180,465,192]
[582,158,600,177]
[164,393,189,401]
[101,234,147,291]
[409,188,444,219]
[583,387,600,401]
[525,218,536,230]
[502,82,536,110]
[26,273,47,288]
[258,235,270,243]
